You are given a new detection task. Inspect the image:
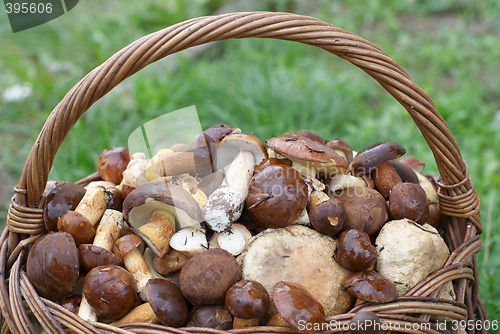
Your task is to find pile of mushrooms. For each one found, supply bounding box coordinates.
[30,124,451,332]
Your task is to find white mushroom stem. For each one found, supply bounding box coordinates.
[123,248,155,301]
[203,151,255,232]
[93,209,123,251]
[137,210,176,257]
[77,296,97,322]
[112,302,159,325]
[75,185,108,226]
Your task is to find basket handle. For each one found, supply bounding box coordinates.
[12,12,480,232]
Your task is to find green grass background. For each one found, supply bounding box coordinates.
[2,0,500,320]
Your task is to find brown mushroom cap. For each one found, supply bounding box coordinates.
[398,156,425,173]
[388,183,429,223]
[273,281,326,334]
[26,232,80,301]
[246,164,308,229]
[225,279,269,319]
[266,135,348,174]
[350,311,382,334]
[326,139,354,164]
[283,130,325,143]
[336,187,388,237]
[43,182,86,232]
[153,249,191,276]
[336,229,377,272]
[372,161,402,199]
[189,132,217,177]
[60,295,82,314]
[351,142,406,176]
[57,211,96,246]
[78,244,121,272]
[343,271,398,303]
[185,305,233,330]
[255,158,292,174]
[146,278,188,327]
[123,181,202,230]
[83,265,137,320]
[179,249,242,306]
[216,133,268,171]
[203,124,240,144]
[114,233,143,259]
[309,198,346,236]
[97,147,132,184]
[389,160,419,184]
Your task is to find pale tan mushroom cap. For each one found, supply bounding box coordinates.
[217,133,268,171]
[238,225,353,317]
[266,135,348,171]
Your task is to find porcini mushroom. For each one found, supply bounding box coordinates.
[308,192,346,237]
[203,133,268,232]
[336,229,377,272]
[169,226,208,256]
[74,184,108,226]
[152,249,191,276]
[245,164,308,229]
[26,232,80,301]
[388,183,429,223]
[225,279,269,328]
[57,211,96,246]
[97,147,132,184]
[266,134,348,178]
[179,248,242,306]
[210,224,252,256]
[203,124,241,144]
[326,139,354,164]
[273,281,326,334]
[185,305,233,330]
[351,142,406,177]
[43,182,86,232]
[342,271,398,303]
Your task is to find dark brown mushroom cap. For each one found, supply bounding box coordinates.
[83,265,137,320]
[26,232,80,301]
[185,305,233,330]
[282,130,325,143]
[424,202,445,230]
[122,181,202,230]
[336,229,377,272]
[113,233,142,259]
[59,295,82,314]
[397,156,425,173]
[343,271,398,303]
[326,139,354,164]
[78,244,121,272]
[350,311,382,334]
[57,211,96,246]
[225,279,269,319]
[43,182,86,232]
[351,142,406,176]
[273,281,326,334]
[189,132,217,177]
[389,183,429,223]
[146,278,188,327]
[179,249,242,306]
[309,198,346,236]
[203,124,240,144]
[266,135,348,168]
[389,160,419,184]
[336,187,388,237]
[245,164,308,229]
[372,161,402,199]
[97,147,132,184]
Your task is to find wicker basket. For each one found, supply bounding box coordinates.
[1,11,486,334]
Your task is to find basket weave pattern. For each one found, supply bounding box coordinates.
[2,12,484,334]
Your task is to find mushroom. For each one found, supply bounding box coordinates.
[424,202,445,229]
[336,229,377,272]
[43,182,86,232]
[203,133,268,232]
[245,164,308,229]
[74,184,108,226]
[375,219,450,295]
[238,225,353,317]
[97,147,132,184]
[185,305,233,330]
[152,249,191,276]
[342,271,398,303]
[26,232,80,301]
[308,192,346,237]
[225,279,269,328]
[335,186,388,237]
[389,160,419,184]
[273,281,326,334]
[414,170,438,203]
[351,142,406,177]
[120,158,148,188]
[169,226,208,256]
[82,265,137,320]
[57,211,96,246]
[326,139,354,164]
[179,249,242,306]
[327,174,367,195]
[371,160,402,198]
[203,124,241,144]
[266,134,348,178]
[398,156,425,172]
[388,183,429,223]
[283,129,325,143]
[210,224,252,256]
[60,295,82,314]
[113,278,188,327]
[123,181,203,233]
[350,311,382,334]
[114,234,155,301]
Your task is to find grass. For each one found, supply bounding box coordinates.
[1,0,500,321]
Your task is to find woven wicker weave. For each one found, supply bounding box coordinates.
[1,12,485,334]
